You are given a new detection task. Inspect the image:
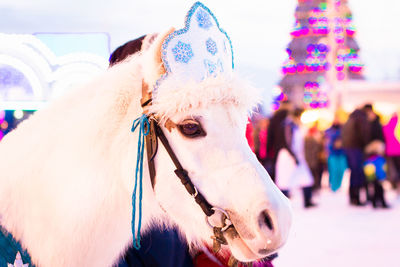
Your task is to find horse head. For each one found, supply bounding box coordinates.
[136,2,292,262]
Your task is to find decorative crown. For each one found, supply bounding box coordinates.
[159,2,234,86]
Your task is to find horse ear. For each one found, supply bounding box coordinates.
[142,28,175,92]
[141,33,158,52]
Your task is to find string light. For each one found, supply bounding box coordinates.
[0,121,8,130]
[13,110,24,120]
[303,81,328,109]
[0,110,5,124]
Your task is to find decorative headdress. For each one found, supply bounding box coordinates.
[156,2,234,89]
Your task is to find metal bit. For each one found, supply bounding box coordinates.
[212,237,221,253]
[228,255,238,267]
[211,226,227,253]
[213,226,227,245]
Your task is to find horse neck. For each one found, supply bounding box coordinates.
[0,56,167,267]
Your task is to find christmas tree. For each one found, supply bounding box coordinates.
[277,0,363,109]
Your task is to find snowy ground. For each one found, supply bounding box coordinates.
[273,172,400,267]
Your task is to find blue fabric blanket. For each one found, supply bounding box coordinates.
[0,226,34,266]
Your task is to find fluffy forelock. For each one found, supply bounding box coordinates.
[148,73,261,121]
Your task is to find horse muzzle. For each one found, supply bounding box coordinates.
[223,199,292,262]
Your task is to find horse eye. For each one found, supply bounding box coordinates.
[178,120,206,138]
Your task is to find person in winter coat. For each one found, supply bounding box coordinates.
[324,119,347,192]
[363,104,389,208]
[266,101,293,182]
[275,108,316,208]
[341,108,370,206]
[383,112,400,192]
[254,118,272,173]
[304,124,324,191]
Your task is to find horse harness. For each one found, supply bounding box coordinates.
[140,81,236,255]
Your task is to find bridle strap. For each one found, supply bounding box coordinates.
[144,118,158,188]
[140,80,215,217]
[140,80,232,254]
[155,125,215,217]
[141,80,152,108]
[141,80,158,188]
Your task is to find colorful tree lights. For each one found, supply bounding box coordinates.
[303,81,328,109]
[279,0,364,109]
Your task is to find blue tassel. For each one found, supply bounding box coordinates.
[130,114,150,249]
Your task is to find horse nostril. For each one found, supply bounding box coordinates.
[259,210,274,231]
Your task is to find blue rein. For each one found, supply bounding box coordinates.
[130,114,150,249]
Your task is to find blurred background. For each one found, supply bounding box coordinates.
[1,0,400,266]
[1,0,399,113]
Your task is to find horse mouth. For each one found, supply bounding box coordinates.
[222,225,278,262]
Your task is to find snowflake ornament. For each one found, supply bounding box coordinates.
[204,59,217,75]
[206,38,218,55]
[7,252,29,267]
[196,8,213,29]
[172,41,194,63]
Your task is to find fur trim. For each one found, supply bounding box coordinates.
[149,73,261,120]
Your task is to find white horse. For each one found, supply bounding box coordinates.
[0,4,292,267]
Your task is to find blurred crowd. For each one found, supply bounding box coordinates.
[247,101,400,209]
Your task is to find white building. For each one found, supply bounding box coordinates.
[0,33,109,110]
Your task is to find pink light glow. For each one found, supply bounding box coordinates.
[349,66,363,73]
[335,64,344,71]
[271,101,280,111]
[0,110,5,125]
[297,63,305,73]
[337,72,345,80]
[346,28,355,37]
